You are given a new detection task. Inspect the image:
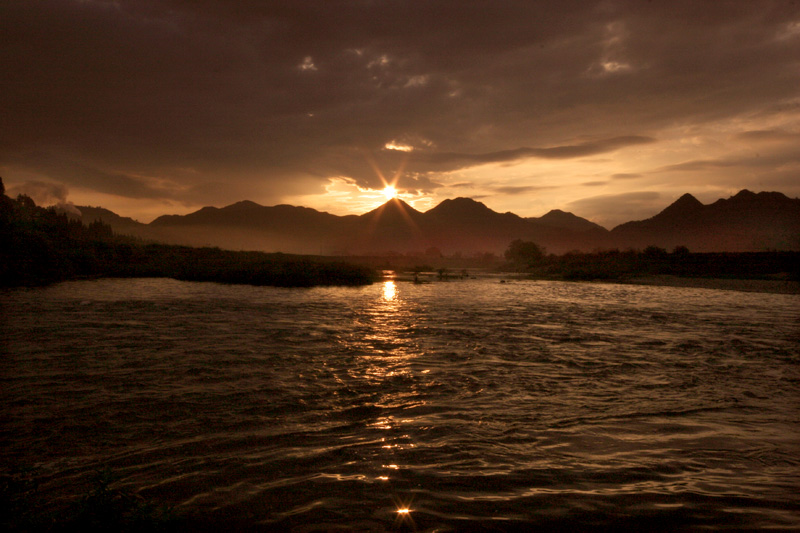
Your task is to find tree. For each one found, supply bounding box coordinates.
[0,177,13,225]
[672,245,690,255]
[504,239,545,268]
[643,245,668,258]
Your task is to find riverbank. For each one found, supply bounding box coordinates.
[616,275,800,295]
[382,270,800,295]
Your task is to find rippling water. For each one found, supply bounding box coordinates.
[2,277,799,531]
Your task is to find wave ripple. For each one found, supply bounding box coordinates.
[2,278,799,530]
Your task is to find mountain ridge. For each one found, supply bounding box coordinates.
[76,190,800,254]
[535,209,608,233]
[611,190,800,251]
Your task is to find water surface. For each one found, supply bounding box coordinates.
[2,277,799,530]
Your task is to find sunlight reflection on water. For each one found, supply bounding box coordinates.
[1,278,799,530]
[382,279,397,301]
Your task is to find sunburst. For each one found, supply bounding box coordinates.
[381,185,398,200]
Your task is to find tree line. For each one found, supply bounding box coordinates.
[0,178,375,288]
[503,239,799,281]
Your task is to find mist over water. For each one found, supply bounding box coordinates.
[2,278,799,530]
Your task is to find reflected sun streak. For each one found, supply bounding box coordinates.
[383,280,397,301]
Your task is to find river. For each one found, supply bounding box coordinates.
[2,277,799,530]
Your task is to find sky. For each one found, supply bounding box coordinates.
[2,0,799,228]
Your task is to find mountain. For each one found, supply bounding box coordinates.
[74,206,150,236]
[75,205,168,244]
[137,196,608,255]
[77,190,800,255]
[424,198,544,252]
[611,190,800,251]
[533,209,608,233]
[349,198,427,253]
[360,198,425,230]
[428,197,512,222]
[387,197,611,254]
[146,201,348,253]
[657,193,705,219]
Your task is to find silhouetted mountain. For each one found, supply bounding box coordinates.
[428,197,509,221]
[424,198,541,252]
[361,198,424,225]
[611,190,800,251]
[74,205,158,243]
[151,200,339,228]
[427,198,529,233]
[76,206,148,232]
[78,190,799,255]
[533,209,607,233]
[147,201,347,253]
[658,193,705,218]
[349,198,427,253]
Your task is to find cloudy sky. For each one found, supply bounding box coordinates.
[2,0,799,227]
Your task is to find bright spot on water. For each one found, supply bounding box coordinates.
[383,280,396,301]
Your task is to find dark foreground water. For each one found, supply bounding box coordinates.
[2,277,799,531]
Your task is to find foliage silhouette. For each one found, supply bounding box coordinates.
[0,178,375,288]
[504,239,546,269]
[504,240,799,282]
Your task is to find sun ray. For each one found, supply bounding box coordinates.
[357,148,424,246]
[382,185,397,200]
[362,147,409,203]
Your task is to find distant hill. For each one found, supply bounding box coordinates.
[533,209,607,233]
[74,206,148,233]
[77,190,800,255]
[611,190,800,252]
[145,200,348,254]
[350,198,427,253]
[424,197,544,253]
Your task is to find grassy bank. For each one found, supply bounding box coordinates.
[615,274,800,295]
[515,249,799,284]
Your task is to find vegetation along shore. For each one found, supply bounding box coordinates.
[0,179,374,288]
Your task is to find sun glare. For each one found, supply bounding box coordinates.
[382,185,398,200]
[383,280,397,301]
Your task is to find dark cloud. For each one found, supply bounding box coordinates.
[1,0,798,217]
[7,180,82,216]
[7,180,69,205]
[611,173,642,180]
[494,185,559,195]
[734,130,800,143]
[419,136,656,170]
[660,160,738,173]
[7,151,177,200]
[660,148,800,174]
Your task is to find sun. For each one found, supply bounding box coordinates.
[382,185,398,200]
